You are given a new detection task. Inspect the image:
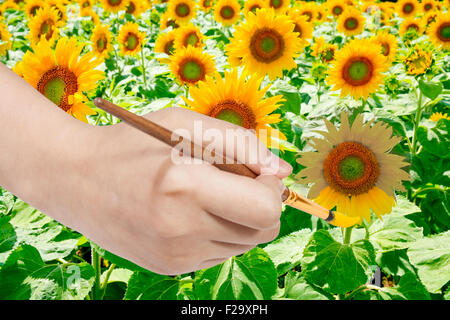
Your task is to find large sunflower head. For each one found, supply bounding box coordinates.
[428,13,450,50]
[155,30,177,60]
[183,69,286,147]
[337,7,365,36]
[327,0,346,18]
[226,8,303,80]
[370,30,398,64]
[91,24,113,59]
[118,21,145,55]
[243,0,267,17]
[168,0,197,24]
[19,37,105,122]
[174,24,204,51]
[296,112,410,223]
[213,0,241,26]
[100,0,130,13]
[169,46,216,86]
[327,39,389,100]
[396,0,418,18]
[28,5,61,46]
[0,22,12,56]
[24,0,45,18]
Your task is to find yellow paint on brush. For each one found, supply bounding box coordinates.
[329,212,359,228]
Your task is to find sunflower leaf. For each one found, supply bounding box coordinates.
[419,79,443,100]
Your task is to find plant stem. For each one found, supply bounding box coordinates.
[140,47,147,88]
[91,246,102,300]
[99,263,117,300]
[343,226,353,245]
[411,88,423,156]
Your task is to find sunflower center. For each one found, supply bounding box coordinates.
[175,3,190,17]
[269,0,282,9]
[250,28,284,63]
[39,20,54,40]
[167,19,179,29]
[126,33,139,50]
[322,47,335,62]
[249,5,261,13]
[209,100,256,129]
[424,4,432,11]
[294,24,302,37]
[303,11,313,22]
[108,0,122,6]
[179,59,205,83]
[220,6,235,19]
[342,58,373,86]
[203,0,212,7]
[407,23,419,32]
[332,6,343,15]
[96,36,107,52]
[344,17,358,30]
[185,32,199,46]
[37,66,78,111]
[323,141,379,195]
[381,42,390,56]
[403,3,414,13]
[438,23,450,42]
[30,5,40,15]
[126,2,136,14]
[164,40,175,55]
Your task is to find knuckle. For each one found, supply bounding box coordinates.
[160,164,197,196]
[257,195,282,229]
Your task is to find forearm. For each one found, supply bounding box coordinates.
[0,63,92,222]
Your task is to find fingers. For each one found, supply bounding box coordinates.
[145,108,293,179]
[196,241,255,270]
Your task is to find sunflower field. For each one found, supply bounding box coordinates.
[0,0,449,301]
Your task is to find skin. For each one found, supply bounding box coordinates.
[0,63,292,275]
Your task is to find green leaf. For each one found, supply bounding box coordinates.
[91,243,149,273]
[194,248,278,300]
[302,230,376,294]
[263,229,312,275]
[377,249,416,277]
[419,79,443,100]
[0,217,16,264]
[416,119,450,159]
[407,230,450,293]
[125,271,179,300]
[0,244,95,300]
[100,268,133,285]
[282,272,329,300]
[397,272,431,300]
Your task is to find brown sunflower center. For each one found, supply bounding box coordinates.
[37,66,78,111]
[344,17,359,30]
[249,4,261,13]
[164,39,175,55]
[269,0,283,9]
[342,57,373,86]
[39,20,55,40]
[381,42,390,56]
[209,100,256,129]
[166,19,180,29]
[220,5,235,19]
[424,3,432,11]
[184,32,199,46]
[323,141,379,195]
[125,33,139,50]
[107,0,123,7]
[179,58,205,83]
[30,5,40,16]
[250,28,285,63]
[402,3,414,13]
[322,47,335,62]
[437,23,450,42]
[203,0,212,8]
[407,23,419,32]
[175,3,191,17]
[96,35,107,52]
[82,1,90,8]
[126,2,136,14]
[303,11,313,22]
[332,5,343,16]
[294,24,303,37]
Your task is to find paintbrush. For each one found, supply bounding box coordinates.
[93,98,358,228]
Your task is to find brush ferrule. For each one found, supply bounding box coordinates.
[325,210,335,222]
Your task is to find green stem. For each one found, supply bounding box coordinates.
[140,47,147,88]
[412,186,448,198]
[343,226,353,245]
[411,88,423,156]
[99,263,117,300]
[91,246,102,300]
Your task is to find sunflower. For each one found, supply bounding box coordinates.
[370,30,398,64]
[0,22,12,56]
[296,112,410,223]
[20,37,105,122]
[126,0,145,18]
[118,21,145,55]
[170,46,216,86]
[160,11,180,30]
[337,7,365,36]
[199,0,214,12]
[315,4,327,22]
[168,0,196,24]
[213,0,240,26]
[24,0,45,18]
[399,17,425,36]
[267,0,290,15]
[327,39,388,99]
[287,8,313,45]
[47,0,68,23]
[174,24,204,50]
[91,24,113,59]
[78,0,94,9]
[396,0,418,18]
[80,7,101,24]
[155,30,176,61]
[430,112,449,121]
[183,69,286,147]
[243,0,267,16]
[428,13,450,50]
[1,0,20,12]
[28,6,61,46]
[295,2,317,23]
[226,8,303,80]
[403,44,433,75]
[311,37,338,63]
[424,11,438,27]
[421,0,437,13]
[100,0,130,13]
[327,0,346,18]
